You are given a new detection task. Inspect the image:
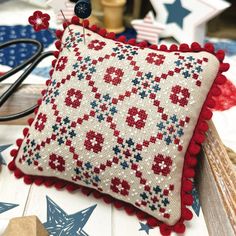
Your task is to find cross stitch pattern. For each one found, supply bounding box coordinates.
[14,25,219,225]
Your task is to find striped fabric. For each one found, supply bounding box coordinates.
[56,0,75,22]
[132,11,165,44]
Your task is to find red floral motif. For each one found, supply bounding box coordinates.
[35,113,47,132]
[146,53,165,66]
[88,39,106,51]
[170,85,190,107]
[110,177,130,196]
[49,154,65,172]
[84,131,104,153]
[152,154,172,176]
[64,88,83,108]
[56,56,68,71]
[28,11,50,32]
[126,107,148,129]
[103,67,124,86]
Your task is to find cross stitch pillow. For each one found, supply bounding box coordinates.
[8,17,229,235]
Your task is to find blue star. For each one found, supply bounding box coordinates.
[44,196,97,236]
[0,202,18,214]
[0,144,12,166]
[139,222,153,235]
[165,0,191,28]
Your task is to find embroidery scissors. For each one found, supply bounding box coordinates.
[0,39,53,122]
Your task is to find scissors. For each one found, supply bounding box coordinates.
[0,39,53,122]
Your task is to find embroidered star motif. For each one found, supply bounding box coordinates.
[43,196,97,235]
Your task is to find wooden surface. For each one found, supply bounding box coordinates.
[0,84,45,125]
[200,121,236,236]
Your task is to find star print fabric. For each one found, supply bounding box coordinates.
[14,25,219,225]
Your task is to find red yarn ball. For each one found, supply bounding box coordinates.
[174,223,186,233]
[55,29,63,39]
[160,224,171,236]
[198,121,209,132]
[216,50,225,61]
[16,139,23,147]
[220,63,230,72]
[90,24,98,32]
[183,180,193,192]
[202,108,213,120]
[23,127,29,136]
[183,194,194,206]
[98,28,107,37]
[204,43,215,53]
[182,208,193,221]
[147,217,158,227]
[55,40,61,50]
[189,143,201,155]
[24,176,33,185]
[8,161,16,171]
[169,44,178,51]
[124,206,135,215]
[206,98,216,108]
[149,45,158,50]
[14,169,24,179]
[34,177,44,186]
[191,42,201,51]
[114,200,123,209]
[106,32,116,39]
[10,149,18,157]
[71,16,80,25]
[180,43,189,52]
[184,168,195,178]
[216,74,226,85]
[28,117,34,126]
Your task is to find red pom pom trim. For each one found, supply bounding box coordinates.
[8,19,229,236]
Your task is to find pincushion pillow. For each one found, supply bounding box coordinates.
[8,17,229,235]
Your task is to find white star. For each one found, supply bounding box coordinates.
[150,0,230,44]
[131,11,165,44]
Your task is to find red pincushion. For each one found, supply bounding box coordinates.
[8,17,229,235]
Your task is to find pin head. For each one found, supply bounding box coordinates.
[74,0,92,19]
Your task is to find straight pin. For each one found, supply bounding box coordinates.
[83,20,86,45]
[74,0,92,46]
[60,9,74,40]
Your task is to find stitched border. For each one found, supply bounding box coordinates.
[8,16,229,235]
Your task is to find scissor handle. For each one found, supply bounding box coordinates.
[0,39,54,121]
[0,39,43,82]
